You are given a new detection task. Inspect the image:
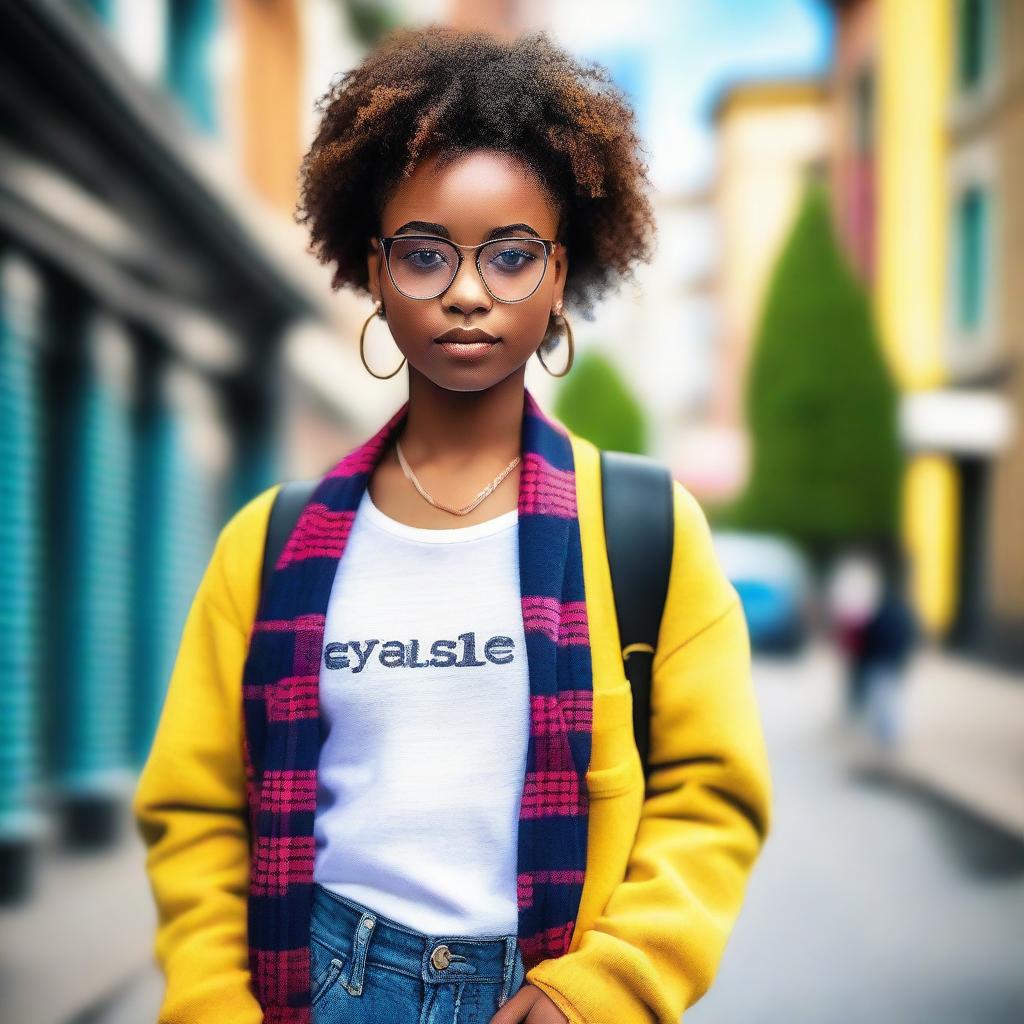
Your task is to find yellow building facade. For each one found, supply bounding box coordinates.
[876,0,1019,651]
[876,0,957,635]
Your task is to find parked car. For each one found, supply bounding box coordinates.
[710,530,814,654]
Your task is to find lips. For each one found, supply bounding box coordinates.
[434,328,499,345]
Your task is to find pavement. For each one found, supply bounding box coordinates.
[0,803,159,1024]
[853,641,1024,839]
[691,640,1024,1024]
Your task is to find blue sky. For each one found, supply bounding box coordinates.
[576,0,834,191]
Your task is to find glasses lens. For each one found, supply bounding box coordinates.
[387,237,459,298]
[480,238,548,301]
[386,237,549,301]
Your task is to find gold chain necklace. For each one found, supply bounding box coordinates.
[394,440,521,516]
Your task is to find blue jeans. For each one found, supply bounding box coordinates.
[310,883,527,1023]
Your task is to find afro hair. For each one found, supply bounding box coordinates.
[294,25,657,346]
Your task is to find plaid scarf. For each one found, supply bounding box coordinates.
[241,387,594,1022]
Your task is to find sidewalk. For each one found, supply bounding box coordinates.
[0,804,160,1024]
[866,643,1024,839]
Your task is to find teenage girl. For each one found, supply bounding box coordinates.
[134,25,773,1024]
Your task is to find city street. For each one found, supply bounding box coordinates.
[692,644,1024,1024]
[3,3,1022,1023]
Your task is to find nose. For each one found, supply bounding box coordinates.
[442,253,492,316]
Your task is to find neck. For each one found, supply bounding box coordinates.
[395,366,528,470]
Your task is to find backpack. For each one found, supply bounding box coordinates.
[259,449,674,780]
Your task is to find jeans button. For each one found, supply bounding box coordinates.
[430,944,452,970]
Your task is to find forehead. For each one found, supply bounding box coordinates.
[380,149,559,240]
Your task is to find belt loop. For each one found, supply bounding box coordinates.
[343,909,377,996]
[498,935,518,1007]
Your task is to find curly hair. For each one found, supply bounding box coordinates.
[294,24,656,345]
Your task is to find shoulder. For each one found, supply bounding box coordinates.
[205,482,282,631]
[569,428,704,543]
[220,481,282,546]
[570,427,738,655]
[568,429,732,606]
[660,477,742,660]
[669,477,716,551]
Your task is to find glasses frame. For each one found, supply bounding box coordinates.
[377,234,558,304]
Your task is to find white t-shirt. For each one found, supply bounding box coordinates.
[313,486,530,936]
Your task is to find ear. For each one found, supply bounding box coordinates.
[551,243,568,309]
[367,237,382,304]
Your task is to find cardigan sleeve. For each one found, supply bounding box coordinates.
[524,480,774,1023]
[131,485,279,1024]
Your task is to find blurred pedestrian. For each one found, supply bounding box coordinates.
[826,547,884,717]
[858,558,918,750]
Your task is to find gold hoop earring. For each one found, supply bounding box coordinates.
[537,309,574,377]
[360,301,406,380]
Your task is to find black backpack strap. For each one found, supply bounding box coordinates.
[599,450,675,778]
[260,478,319,601]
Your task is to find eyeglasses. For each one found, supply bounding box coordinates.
[377,234,557,303]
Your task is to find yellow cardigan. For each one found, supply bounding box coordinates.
[132,428,773,1023]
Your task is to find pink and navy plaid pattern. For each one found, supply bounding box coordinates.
[240,388,594,1022]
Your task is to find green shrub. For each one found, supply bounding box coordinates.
[554,349,647,454]
[728,180,902,552]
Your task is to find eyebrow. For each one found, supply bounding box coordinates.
[392,220,542,240]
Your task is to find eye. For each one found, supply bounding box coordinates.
[488,246,536,272]
[402,248,452,270]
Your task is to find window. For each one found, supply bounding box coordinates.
[956,185,990,331]
[165,0,218,134]
[81,0,115,23]
[958,0,996,92]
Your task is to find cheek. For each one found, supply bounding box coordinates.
[503,297,553,345]
[389,304,437,334]
[378,297,441,347]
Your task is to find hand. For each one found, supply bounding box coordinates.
[488,983,570,1024]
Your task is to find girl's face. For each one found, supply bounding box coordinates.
[367,149,568,392]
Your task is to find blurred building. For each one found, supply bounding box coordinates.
[0,1,413,1019]
[638,192,724,463]
[0,0,392,920]
[732,0,1024,667]
[868,0,1019,664]
[652,187,726,495]
[940,0,1021,663]
[827,0,878,281]
[707,78,830,488]
[702,0,1019,667]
